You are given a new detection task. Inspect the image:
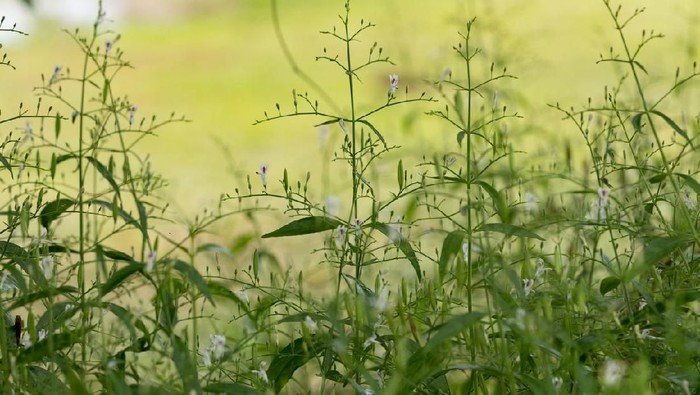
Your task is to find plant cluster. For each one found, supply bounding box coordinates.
[0,1,698,394]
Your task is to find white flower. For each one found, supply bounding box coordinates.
[145,250,156,273]
[49,65,61,85]
[552,376,563,391]
[388,73,399,96]
[201,348,212,367]
[585,187,610,222]
[600,359,625,387]
[362,388,375,395]
[325,196,340,216]
[258,163,269,188]
[522,278,534,297]
[304,316,317,334]
[128,105,138,126]
[462,242,470,262]
[373,287,390,312]
[524,192,538,213]
[335,225,347,248]
[209,334,226,360]
[338,118,348,135]
[107,359,117,370]
[252,361,268,383]
[438,68,452,88]
[682,188,696,210]
[534,259,551,279]
[40,256,53,280]
[353,218,362,236]
[37,329,47,341]
[363,333,379,349]
[237,289,250,304]
[21,332,31,348]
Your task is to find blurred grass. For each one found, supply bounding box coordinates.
[1,0,697,216]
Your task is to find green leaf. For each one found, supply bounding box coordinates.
[438,230,466,279]
[172,259,214,305]
[40,198,74,229]
[202,382,261,395]
[26,366,70,395]
[422,312,485,355]
[96,244,135,262]
[262,216,342,238]
[0,153,12,178]
[397,159,404,190]
[474,180,511,224]
[650,110,692,148]
[18,329,85,364]
[88,199,137,226]
[9,286,79,311]
[171,335,201,394]
[631,113,644,134]
[36,301,80,332]
[268,336,326,393]
[86,156,120,199]
[643,235,688,267]
[600,276,621,295]
[55,356,90,395]
[196,243,232,256]
[206,281,250,315]
[356,119,387,149]
[648,173,666,184]
[476,223,544,241]
[135,199,149,242]
[99,263,143,297]
[369,222,421,280]
[54,113,61,139]
[676,174,700,196]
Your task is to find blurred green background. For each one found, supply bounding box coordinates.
[1,0,697,217]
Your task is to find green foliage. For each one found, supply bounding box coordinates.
[0,0,698,393]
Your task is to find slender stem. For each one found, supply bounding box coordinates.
[465,24,473,314]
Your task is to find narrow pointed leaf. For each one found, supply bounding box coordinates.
[40,198,74,229]
[202,383,261,395]
[262,216,342,238]
[676,174,700,196]
[650,110,692,147]
[171,335,201,394]
[268,336,326,393]
[474,180,510,223]
[86,156,120,199]
[438,230,466,279]
[476,223,544,241]
[356,119,387,149]
[100,263,143,297]
[172,259,214,305]
[369,222,421,279]
[0,153,12,178]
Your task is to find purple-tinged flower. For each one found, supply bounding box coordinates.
[336,225,347,247]
[252,361,269,383]
[49,65,61,85]
[129,105,138,126]
[522,278,534,297]
[258,163,269,188]
[304,316,317,334]
[105,39,113,56]
[338,119,348,135]
[388,73,399,96]
[145,250,156,273]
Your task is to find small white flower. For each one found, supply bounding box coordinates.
[237,289,249,304]
[201,348,212,367]
[598,187,610,202]
[387,221,402,243]
[353,218,362,236]
[49,65,61,85]
[373,287,390,312]
[363,333,379,349]
[335,225,347,248]
[325,196,340,216]
[252,361,269,383]
[40,256,53,280]
[304,316,318,334]
[601,359,625,387]
[128,105,137,126]
[462,242,470,262]
[682,188,696,211]
[552,376,563,391]
[209,334,226,360]
[338,118,348,135]
[107,359,117,370]
[388,73,399,96]
[105,39,113,56]
[145,250,156,273]
[534,259,551,279]
[21,332,31,348]
[258,163,269,188]
[362,388,375,395]
[585,188,610,222]
[524,192,538,213]
[438,68,452,88]
[37,329,47,341]
[522,278,534,297]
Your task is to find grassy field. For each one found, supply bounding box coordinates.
[0,1,699,393]
[3,0,697,213]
